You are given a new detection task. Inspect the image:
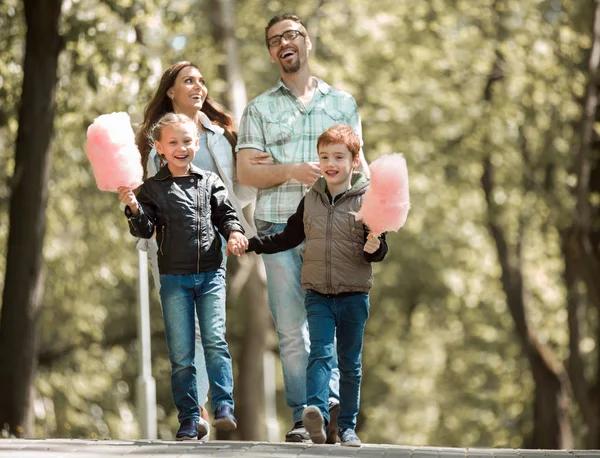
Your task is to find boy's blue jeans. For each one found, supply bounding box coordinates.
[305,289,370,431]
[159,270,234,423]
[256,220,340,423]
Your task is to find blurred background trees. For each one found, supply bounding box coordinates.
[0,0,599,448]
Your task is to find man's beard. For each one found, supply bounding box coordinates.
[282,57,301,74]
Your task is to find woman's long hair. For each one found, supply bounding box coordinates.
[136,61,237,179]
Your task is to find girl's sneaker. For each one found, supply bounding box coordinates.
[175,419,199,441]
[213,405,237,430]
[339,428,361,447]
[302,405,326,444]
[198,405,210,440]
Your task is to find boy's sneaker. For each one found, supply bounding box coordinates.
[198,405,210,440]
[340,428,361,447]
[326,402,340,444]
[285,421,310,442]
[302,405,326,444]
[175,418,199,441]
[212,405,237,430]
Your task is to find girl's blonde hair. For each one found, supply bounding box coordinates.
[148,112,198,146]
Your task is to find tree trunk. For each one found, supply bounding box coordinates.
[208,0,271,441]
[0,0,63,437]
[232,255,270,440]
[481,159,573,449]
[560,0,600,448]
[209,0,247,123]
[479,38,572,446]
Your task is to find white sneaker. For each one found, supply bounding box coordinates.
[198,416,210,441]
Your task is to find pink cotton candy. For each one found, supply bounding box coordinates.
[355,153,410,235]
[85,112,144,191]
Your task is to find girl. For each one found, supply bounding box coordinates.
[134,61,271,438]
[120,113,247,440]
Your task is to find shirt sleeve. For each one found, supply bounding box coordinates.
[209,173,245,239]
[235,103,267,153]
[247,198,306,253]
[125,184,157,239]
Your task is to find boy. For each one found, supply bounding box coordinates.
[245,124,388,447]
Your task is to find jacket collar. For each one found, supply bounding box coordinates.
[153,163,206,180]
[198,111,224,136]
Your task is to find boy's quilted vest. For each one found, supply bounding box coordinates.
[301,176,373,295]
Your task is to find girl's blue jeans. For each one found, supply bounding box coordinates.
[159,269,234,422]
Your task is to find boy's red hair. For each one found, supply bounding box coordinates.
[317,125,360,160]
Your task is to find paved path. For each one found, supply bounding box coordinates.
[1,440,599,458]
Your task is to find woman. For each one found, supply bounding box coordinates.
[135,61,271,439]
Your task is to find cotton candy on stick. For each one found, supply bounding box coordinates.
[85,112,144,191]
[355,153,410,235]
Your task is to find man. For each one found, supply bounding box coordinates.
[236,13,368,443]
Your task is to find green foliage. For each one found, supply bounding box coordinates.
[0,0,596,448]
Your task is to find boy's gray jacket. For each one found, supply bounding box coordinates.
[125,164,244,275]
[302,174,374,294]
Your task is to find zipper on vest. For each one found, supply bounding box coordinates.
[326,204,334,291]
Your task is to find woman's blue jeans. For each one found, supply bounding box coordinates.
[159,269,234,422]
[305,289,369,431]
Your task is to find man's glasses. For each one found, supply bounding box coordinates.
[266,29,305,48]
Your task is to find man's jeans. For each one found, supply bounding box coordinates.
[159,270,234,422]
[146,238,209,406]
[256,220,340,423]
[304,289,369,431]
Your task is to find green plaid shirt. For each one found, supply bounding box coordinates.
[236,78,363,223]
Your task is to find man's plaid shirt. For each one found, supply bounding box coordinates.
[236,78,363,223]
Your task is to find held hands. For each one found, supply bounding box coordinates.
[118,186,139,216]
[363,232,381,254]
[226,231,249,256]
[291,162,321,186]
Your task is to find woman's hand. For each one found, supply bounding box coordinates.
[118,186,139,216]
[226,230,249,256]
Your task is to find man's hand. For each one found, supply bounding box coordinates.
[237,148,321,188]
[249,151,275,165]
[118,186,139,216]
[290,162,321,186]
[226,230,249,256]
[363,232,381,254]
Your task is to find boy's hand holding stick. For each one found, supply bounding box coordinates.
[355,153,410,251]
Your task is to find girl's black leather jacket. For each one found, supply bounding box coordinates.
[125,164,243,274]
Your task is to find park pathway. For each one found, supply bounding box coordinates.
[1,440,599,458]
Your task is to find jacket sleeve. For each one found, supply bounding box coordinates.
[247,198,306,254]
[125,184,157,239]
[363,228,388,263]
[209,173,245,239]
